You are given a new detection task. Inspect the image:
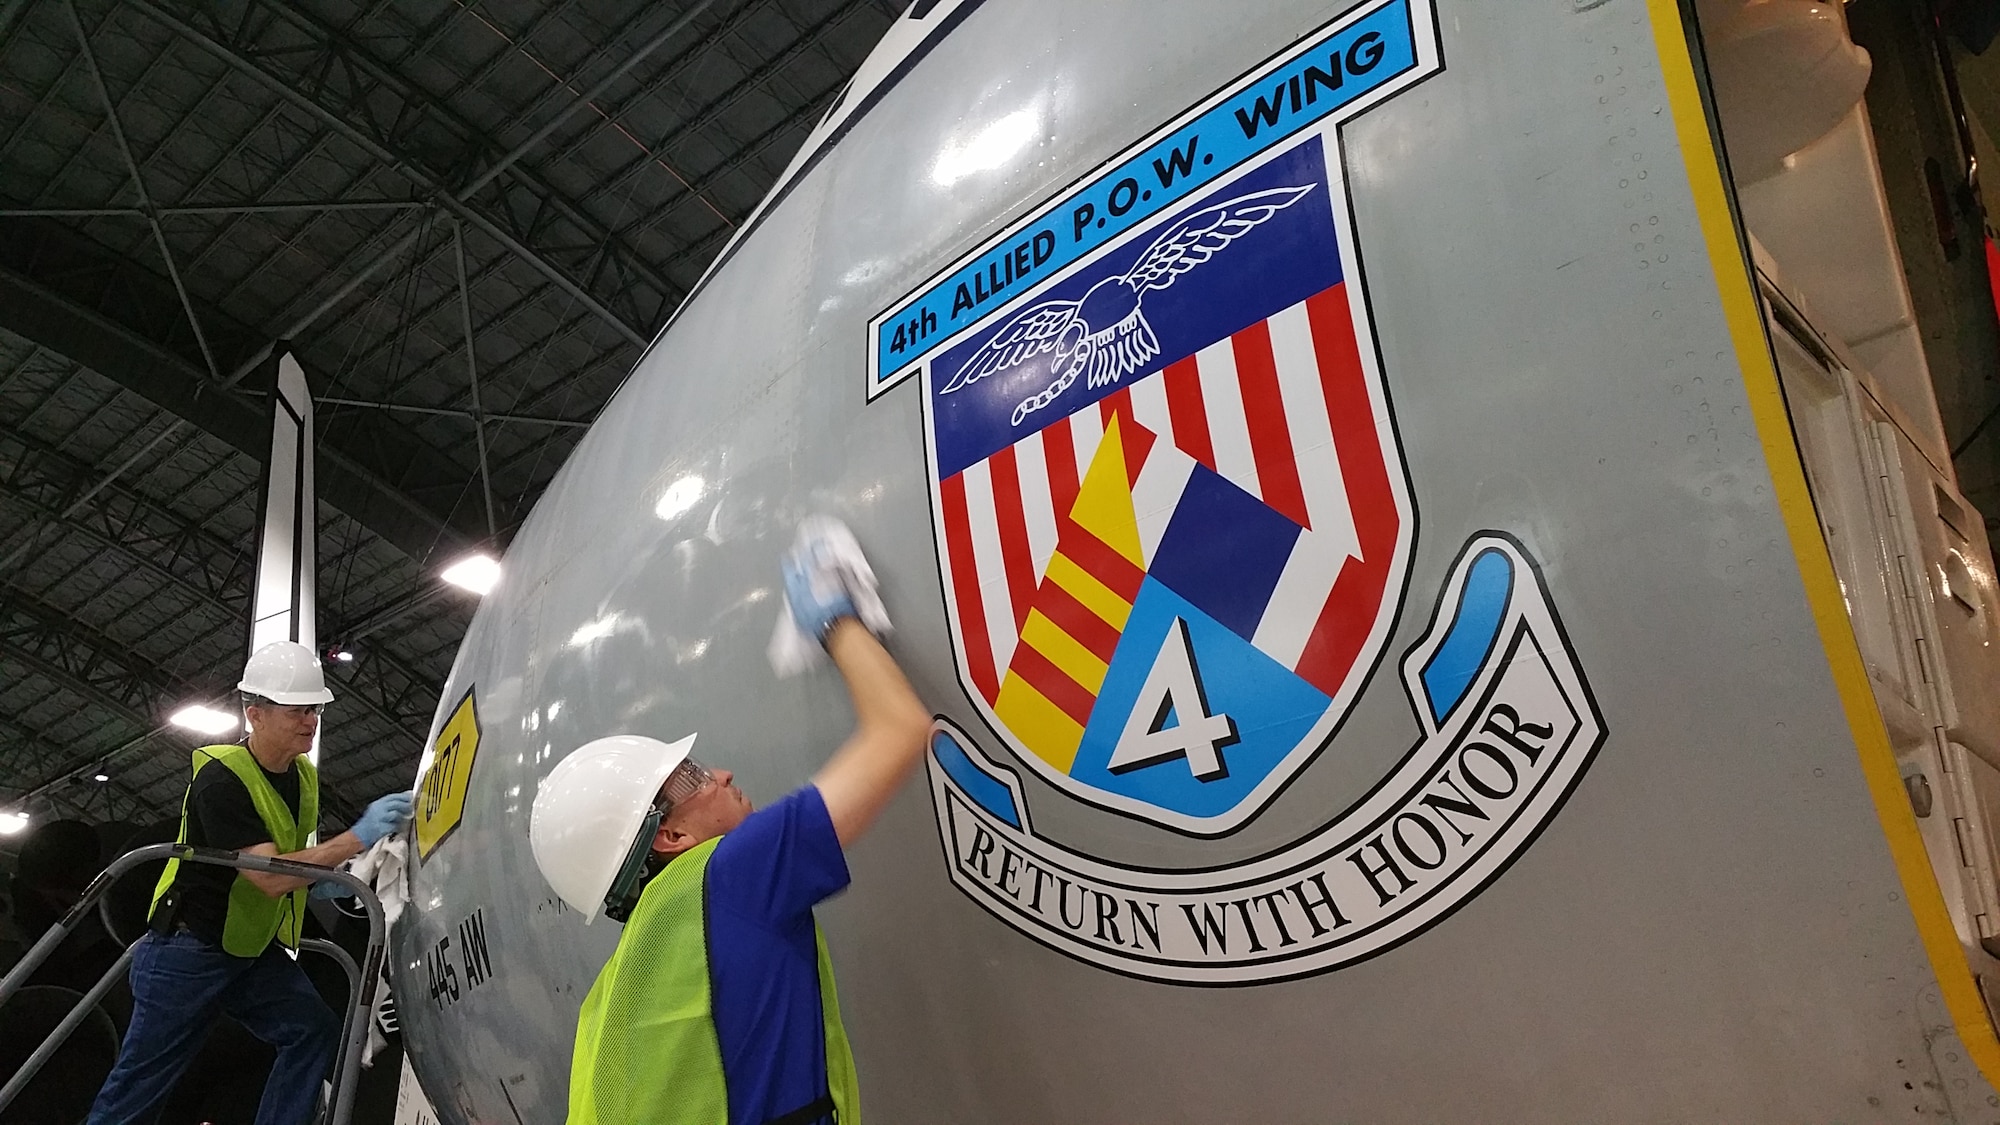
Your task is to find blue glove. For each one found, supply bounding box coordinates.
[309,878,350,900]
[782,541,857,645]
[351,791,414,848]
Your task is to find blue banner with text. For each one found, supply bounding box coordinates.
[869,0,1419,388]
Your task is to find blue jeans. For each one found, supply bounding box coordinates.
[85,929,339,1125]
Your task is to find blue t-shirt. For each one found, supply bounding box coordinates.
[706,785,850,1125]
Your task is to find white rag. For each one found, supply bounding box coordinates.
[767,515,892,677]
[347,832,409,927]
[344,832,409,1065]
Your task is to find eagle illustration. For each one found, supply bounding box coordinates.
[938,184,1317,426]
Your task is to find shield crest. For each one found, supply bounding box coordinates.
[924,132,1413,834]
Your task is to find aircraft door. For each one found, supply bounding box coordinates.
[1763,301,1930,746]
[1872,423,2000,770]
[1762,288,2000,966]
[1869,417,2000,964]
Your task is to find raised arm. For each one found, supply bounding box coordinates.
[781,523,932,846]
[811,620,933,846]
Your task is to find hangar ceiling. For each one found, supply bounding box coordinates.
[0,0,899,832]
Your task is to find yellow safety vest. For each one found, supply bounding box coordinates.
[568,837,860,1125]
[149,744,318,957]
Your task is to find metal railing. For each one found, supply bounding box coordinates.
[0,843,386,1125]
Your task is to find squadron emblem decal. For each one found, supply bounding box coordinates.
[868,0,1607,982]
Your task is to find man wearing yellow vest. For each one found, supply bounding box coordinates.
[530,526,930,1125]
[85,641,415,1125]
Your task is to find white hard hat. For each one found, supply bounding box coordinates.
[530,733,696,924]
[237,641,335,705]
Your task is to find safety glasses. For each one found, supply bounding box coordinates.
[246,700,325,717]
[603,756,718,922]
[657,756,717,816]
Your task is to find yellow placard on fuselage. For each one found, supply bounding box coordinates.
[416,688,481,860]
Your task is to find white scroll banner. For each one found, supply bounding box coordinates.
[925,533,1608,984]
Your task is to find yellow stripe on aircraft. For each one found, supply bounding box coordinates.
[1646,0,2000,1083]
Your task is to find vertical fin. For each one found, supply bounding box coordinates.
[248,350,317,657]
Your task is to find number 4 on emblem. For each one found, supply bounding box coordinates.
[1106,618,1239,781]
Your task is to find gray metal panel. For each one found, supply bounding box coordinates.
[392,1,1994,1121]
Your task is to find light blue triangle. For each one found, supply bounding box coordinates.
[1068,577,1331,820]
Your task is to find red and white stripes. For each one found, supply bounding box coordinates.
[940,282,1400,704]
[940,413,1107,702]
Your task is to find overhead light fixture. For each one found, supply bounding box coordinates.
[0,811,28,835]
[442,554,502,595]
[93,773,110,783]
[328,647,355,664]
[654,475,706,522]
[171,704,240,736]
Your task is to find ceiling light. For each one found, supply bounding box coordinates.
[0,811,28,835]
[654,475,706,522]
[93,773,109,783]
[171,704,240,736]
[330,648,355,663]
[442,554,501,595]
